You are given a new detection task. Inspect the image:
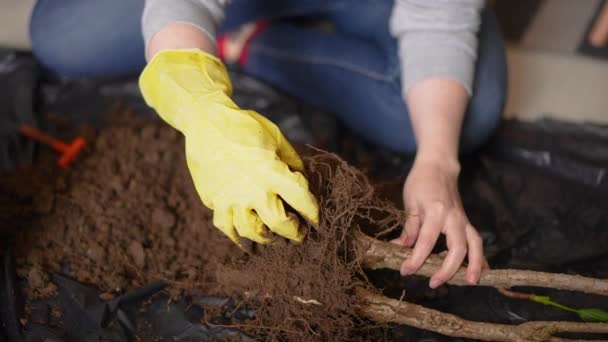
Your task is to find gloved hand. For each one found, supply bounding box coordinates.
[139,49,319,245]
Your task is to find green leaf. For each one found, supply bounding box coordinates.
[531,295,553,306]
[531,295,576,312]
[531,295,608,322]
[577,308,608,323]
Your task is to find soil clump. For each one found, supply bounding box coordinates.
[7,119,241,300]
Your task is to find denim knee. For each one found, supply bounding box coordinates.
[30,1,94,77]
[30,3,69,76]
[461,83,506,153]
[29,0,146,78]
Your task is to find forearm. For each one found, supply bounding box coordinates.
[406,78,468,168]
[400,78,484,288]
[391,0,482,166]
[147,24,216,60]
[143,0,228,60]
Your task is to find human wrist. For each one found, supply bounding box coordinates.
[414,149,461,175]
[147,23,217,61]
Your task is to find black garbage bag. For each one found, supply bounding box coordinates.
[1,268,256,341]
[2,62,608,341]
[0,51,40,173]
[0,245,24,342]
[363,118,608,342]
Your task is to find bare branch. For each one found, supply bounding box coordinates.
[355,287,608,342]
[354,232,608,296]
[497,287,536,301]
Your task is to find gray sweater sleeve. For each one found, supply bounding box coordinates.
[390,0,485,96]
[142,0,229,53]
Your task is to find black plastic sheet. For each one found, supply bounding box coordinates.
[0,50,40,173]
[2,52,608,341]
[0,245,24,342]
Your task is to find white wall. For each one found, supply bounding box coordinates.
[0,0,36,50]
[506,46,608,124]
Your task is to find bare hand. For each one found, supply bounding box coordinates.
[392,157,484,288]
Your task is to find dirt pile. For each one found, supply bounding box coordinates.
[9,118,241,299]
[3,110,404,341]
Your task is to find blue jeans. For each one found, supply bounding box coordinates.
[30,0,507,154]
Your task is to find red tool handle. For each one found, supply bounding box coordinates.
[19,125,68,152]
[19,124,86,168]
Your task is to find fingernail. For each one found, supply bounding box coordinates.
[429,278,441,289]
[467,272,479,285]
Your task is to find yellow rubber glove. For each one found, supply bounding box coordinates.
[139,49,319,245]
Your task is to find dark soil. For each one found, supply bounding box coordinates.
[1,108,403,341]
[7,118,240,301]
